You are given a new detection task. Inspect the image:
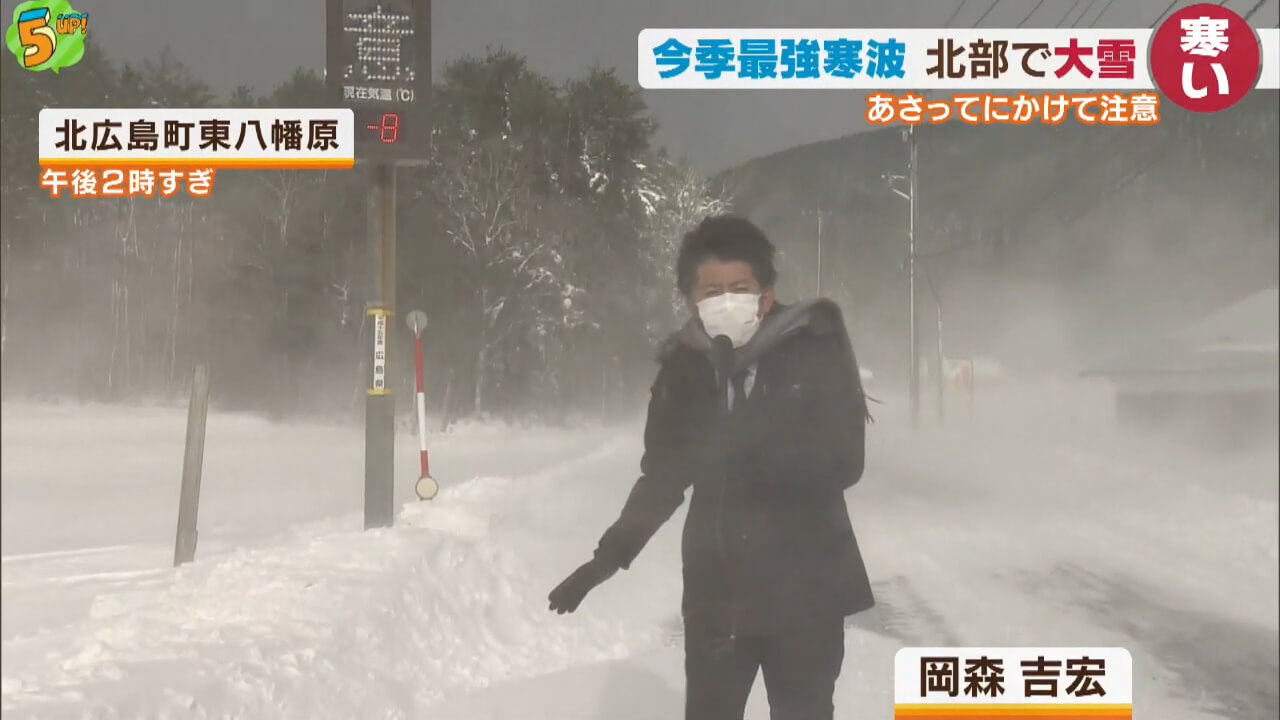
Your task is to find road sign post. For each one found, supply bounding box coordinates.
[327,0,432,530]
[174,364,210,566]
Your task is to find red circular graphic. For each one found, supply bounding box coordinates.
[1149,3,1261,113]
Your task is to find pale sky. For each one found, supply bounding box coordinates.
[5,0,1276,172]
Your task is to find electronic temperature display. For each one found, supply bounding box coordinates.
[358,109,402,144]
[326,0,431,165]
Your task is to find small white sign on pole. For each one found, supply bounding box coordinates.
[369,308,388,395]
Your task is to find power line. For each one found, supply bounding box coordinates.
[907,0,1204,267]
[949,0,1205,259]
[944,0,968,27]
[1088,0,1119,27]
[973,0,1002,25]
[1055,0,1085,27]
[1071,0,1102,26]
[1152,0,1180,27]
[1242,0,1269,21]
[1017,0,1048,27]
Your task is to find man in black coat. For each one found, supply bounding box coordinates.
[548,215,874,720]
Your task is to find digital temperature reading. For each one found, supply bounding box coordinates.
[325,0,431,165]
[362,111,400,143]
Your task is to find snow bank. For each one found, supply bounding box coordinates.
[1,426,654,718]
[2,391,1275,720]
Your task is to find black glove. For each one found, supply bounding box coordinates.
[547,557,618,614]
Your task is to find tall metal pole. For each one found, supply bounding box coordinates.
[365,163,397,530]
[816,202,824,297]
[907,125,920,428]
[932,276,945,424]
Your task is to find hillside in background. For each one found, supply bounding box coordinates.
[714,92,1279,380]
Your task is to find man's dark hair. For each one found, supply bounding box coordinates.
[675,215,778,296]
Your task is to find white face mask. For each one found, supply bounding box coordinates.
[696,292,762,348]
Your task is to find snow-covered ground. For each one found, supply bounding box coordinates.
[1,384,1276,720]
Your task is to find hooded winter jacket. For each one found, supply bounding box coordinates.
[593,298,875,636]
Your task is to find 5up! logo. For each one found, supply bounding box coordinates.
[5,0,87,73]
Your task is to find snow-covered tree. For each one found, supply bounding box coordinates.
[636,153,733,341]
[430,52,585,415]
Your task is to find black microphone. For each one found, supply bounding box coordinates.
[711,335,734,414]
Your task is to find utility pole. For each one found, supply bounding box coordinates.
[364,163,397,530]
[816,203,823,297]
[886,127,920,428]
[802,203,829,297]
[929,273,944,425]
[328,0,431,530]
[907,125,919,428]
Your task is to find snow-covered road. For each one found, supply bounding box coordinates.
[1,386,1275,720]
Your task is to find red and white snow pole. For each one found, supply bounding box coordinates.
[406,310,438,500]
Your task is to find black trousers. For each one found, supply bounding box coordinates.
[684,615,845,720]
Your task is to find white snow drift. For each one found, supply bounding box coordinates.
[1,388,1275,719]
